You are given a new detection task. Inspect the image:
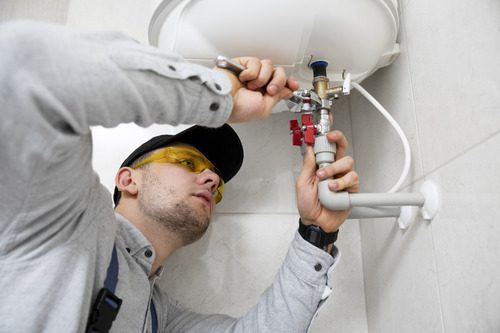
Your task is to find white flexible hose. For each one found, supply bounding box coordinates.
[351,81,411,193]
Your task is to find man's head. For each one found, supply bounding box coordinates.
[114,124,243,245]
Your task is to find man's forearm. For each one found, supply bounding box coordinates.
[0,21,233,134]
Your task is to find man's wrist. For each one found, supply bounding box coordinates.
[298,219,339,256]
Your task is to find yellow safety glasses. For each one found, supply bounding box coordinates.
[131,146,224,204]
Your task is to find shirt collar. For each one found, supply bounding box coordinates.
[115,212,164,277]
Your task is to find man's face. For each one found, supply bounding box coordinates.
[136,145,221,245]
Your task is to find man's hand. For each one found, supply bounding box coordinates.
[216,57,299,123]
[296,131,359,232]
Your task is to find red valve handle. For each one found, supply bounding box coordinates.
[301,114,316,145]
[290,116,317,146]
[289,119,302,146]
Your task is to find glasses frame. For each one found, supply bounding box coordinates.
[131,146,225,204]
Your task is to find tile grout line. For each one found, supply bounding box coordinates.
[404,128,500,188]
[400,2,447,332]
[429,213,446,333]
[347,95,371,333]
[396,0,426,191]
[404,127,500,332]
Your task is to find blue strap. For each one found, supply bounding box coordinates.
[150,301,158,333]
[102,245,157,333]
[104,245,119,292]
[86,245,122,333]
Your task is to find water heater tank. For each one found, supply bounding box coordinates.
[149,0,399,85]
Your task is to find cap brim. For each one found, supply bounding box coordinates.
[113,124,243,204]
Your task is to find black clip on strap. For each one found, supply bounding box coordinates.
[86,245,123,333]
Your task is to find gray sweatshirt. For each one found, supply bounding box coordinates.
[0,21,337,333]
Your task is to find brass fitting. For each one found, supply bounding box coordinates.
[313,76,330,100]
[326,86,343,99]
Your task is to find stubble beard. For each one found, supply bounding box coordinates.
[138,170,211,246]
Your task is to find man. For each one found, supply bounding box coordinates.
[0,21,358,332]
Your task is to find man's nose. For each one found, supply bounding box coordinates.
[199,169,220,192]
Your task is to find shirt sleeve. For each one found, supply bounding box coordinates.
[0,21,233,258]
[156,232,340,333]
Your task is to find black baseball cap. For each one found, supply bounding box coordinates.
[113,124,243,204]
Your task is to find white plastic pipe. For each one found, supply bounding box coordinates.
[314,135,424,219]
[311,81,424,221]
[318,180,425,211]
[349,207,401,219]
[351,82,411,193]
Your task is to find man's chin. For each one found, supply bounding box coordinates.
[190,196,214,217]
[177,202,211,246]
[180,218,210,246]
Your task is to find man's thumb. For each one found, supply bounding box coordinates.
[299,145,317,179]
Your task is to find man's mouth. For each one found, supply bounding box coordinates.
[194,191,212,205]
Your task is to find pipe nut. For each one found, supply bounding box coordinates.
[314,135,336,165]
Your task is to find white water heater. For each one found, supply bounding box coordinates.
[149,0,400,85]
[148,0,442,226]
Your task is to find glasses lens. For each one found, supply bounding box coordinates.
[214,181,224,204]
[133,146,225,204]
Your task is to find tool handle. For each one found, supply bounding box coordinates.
[215,56,246,76]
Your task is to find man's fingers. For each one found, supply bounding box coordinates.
[287,78,300,92]
[227,56,299,122]
[238,57,262,82]
[247,59,274,90]
[328,170,359,192]
[237,58,294,96]
[265,67,288,96]
[316,156,354,180]
[326,131,348,159]
[297,146,317,184]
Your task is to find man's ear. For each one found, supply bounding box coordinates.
[115,167,139,198]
